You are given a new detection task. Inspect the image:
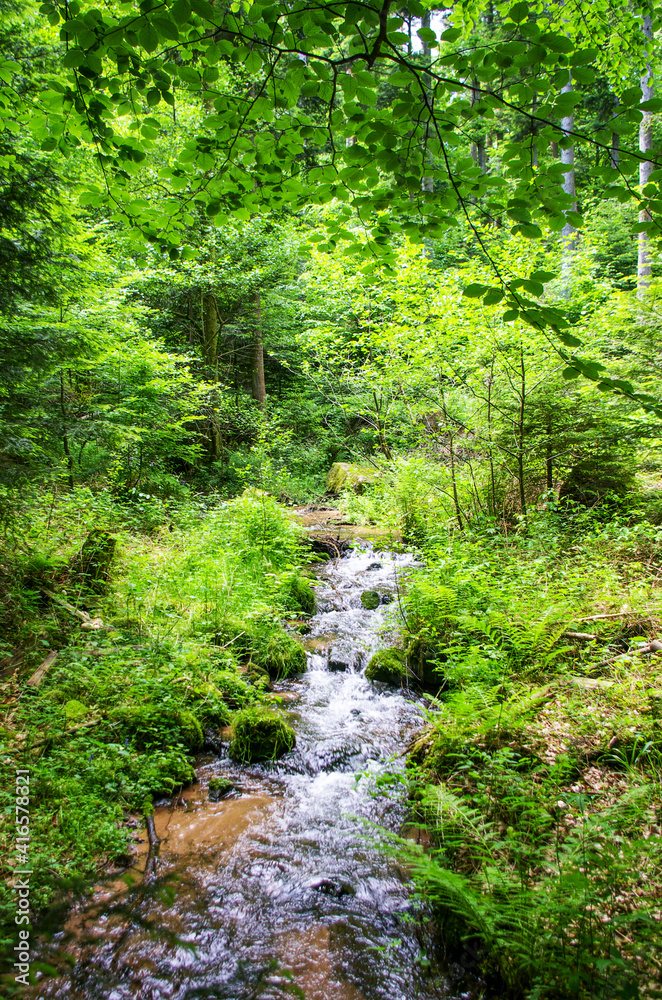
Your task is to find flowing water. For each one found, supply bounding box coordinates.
[32,543,455,1000]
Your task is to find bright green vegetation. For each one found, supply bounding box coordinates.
[372,509,662,998]
[228,707,297,764]
[4,0,662,995]
[0,487,310,968]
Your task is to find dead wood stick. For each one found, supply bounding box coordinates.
[26,651,58,687]
[41,588,108,631]
[575,610,657,623]
[563,631,598,641]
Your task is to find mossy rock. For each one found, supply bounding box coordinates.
[262,633,307,680]
[326,462,377,495]
[405,639,445,690]
[211,669,254,708]
[68,528,116,594]
[244,663,271,689]
[186,683,231,728]
[110,704,203,751]
[228,708,296,764]
[366,649,407,686]
[208,777,236,800]
[284,573,316,615]
[63,699,89,721]
[361,590,380,610]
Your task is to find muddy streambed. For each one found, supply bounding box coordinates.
[31,542,456,1000]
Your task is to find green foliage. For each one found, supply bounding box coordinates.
[365,648,407,685]
[108,704,204,751]
[228,707,296,764]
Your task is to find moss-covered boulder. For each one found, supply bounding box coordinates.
[405,639,445,690]
[208,777,236,800]
[262,632,307,680]
[361,590,380,610]
[228,708,296,764]
[69,528,116,594]
[326,462,377,495]
[214,618,306,681]
[109,703,204,751]
[186,683,232,728]
[284,573,316,615]
[211,669,254,707]
[366,649,407,685]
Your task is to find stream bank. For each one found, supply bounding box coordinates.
[26,532,457,1000]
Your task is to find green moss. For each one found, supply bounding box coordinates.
[285,573,316,614]
[262,632,307,680]
[326,462,377,495]
[186,682,232,728]
[208,777,235,798]
[211,669,254,707]
[361,590,380,610]
[366,648,407,685]
[62,699,89,720]
[228,708,296,764]
[214,617,306,679]
[109,703,204,751]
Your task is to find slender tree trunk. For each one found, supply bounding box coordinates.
[201,292,222,459]
[560,73,577,295]
[560,76,577,241]
[638,13,654,298]
[531,92,538,168]
[546,416,553,491]
[251,291,266,407]
[517,346,527,522]
[610,94,620,169]
[372,390,392,460]
[441,394,463,530]
[60,372,74,490]
[487,365,497,515]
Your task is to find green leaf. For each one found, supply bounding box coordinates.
[562,367,581,380]
[507,2,529,23]
[153,16,181,41]
[463,283,487,298]
[139,24,159,53]
[170,0,191,24]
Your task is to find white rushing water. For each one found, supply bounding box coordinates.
[33,544,458,1000]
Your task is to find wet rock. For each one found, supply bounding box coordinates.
[308,536,350,559]
[208,777,237,801]
[315,737,363,772]
[310,877,356,898]
[228,708,296,764]
[326,462,377,495]
[360,590,380,610]
[380,593,394,605]
[328,646,354,672]
[366,648,407,686]
[366,562,382,571]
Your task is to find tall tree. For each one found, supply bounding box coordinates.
[638,10,654,298]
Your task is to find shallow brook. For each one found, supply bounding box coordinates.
[31,544,456,1000]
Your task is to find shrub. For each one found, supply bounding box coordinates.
[108,704,204,751]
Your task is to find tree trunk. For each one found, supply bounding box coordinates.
[638,12,654,298]
[251,291,266,407]
[560,75,576,241]
[610,95,620,169]
[517,345,527,522]
[201,292,219,376]
[60,371,74,489]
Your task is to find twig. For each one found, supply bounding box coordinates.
[41,588,108,630]
[575,610,658,623]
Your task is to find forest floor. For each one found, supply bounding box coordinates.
[1,490,662,997]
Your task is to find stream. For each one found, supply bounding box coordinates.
[31,541,455,1000]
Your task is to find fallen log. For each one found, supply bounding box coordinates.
[26,651,58,687]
